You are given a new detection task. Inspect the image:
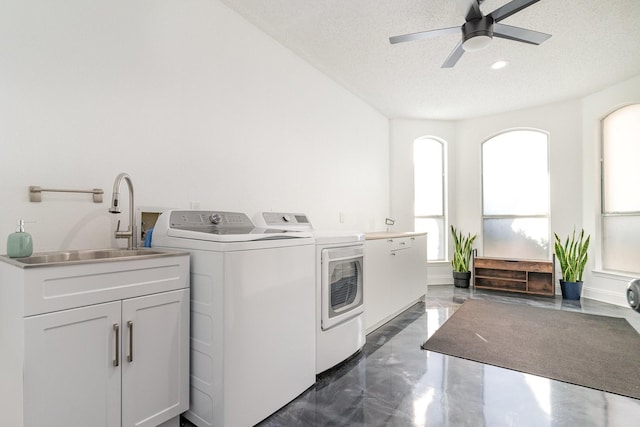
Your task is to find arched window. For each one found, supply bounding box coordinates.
[414,137,446,261]
[482,129,550,259]
[601,104,640,274]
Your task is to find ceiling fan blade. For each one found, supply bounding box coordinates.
[456,0,483,21]
[389,26,460,44]
[489,0,541,23]
[493,23,551,45]
[442,41,465,68]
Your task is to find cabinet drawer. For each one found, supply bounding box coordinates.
[23,255,190,316]
[386,237,414,251]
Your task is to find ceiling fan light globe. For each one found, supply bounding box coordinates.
[462,34,492,51]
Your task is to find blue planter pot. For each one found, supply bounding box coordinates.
[560,280,583,300]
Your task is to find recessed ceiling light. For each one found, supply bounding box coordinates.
[491,60,508,70]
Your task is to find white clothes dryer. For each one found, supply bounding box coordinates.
[254,212,365,375]
[152,210,315,427]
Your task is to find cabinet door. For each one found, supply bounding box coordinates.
[364,239,395,331]
[24,301,122,427]
[121,289,189,427]
[395,236,428,305]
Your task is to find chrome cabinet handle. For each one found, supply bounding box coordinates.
[127,321,133,363]
[113,323,120,367]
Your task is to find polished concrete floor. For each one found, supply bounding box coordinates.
[185,286,640,426]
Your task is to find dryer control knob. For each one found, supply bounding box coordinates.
[282,215,291,222]
[209,213,222,225]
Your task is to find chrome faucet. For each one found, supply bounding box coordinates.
[385,217,395,232]
[108,173,136,249]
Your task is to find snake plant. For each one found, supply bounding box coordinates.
[554,228,590,282]
[450,225,477,273]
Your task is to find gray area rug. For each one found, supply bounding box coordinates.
[421,299,640,400]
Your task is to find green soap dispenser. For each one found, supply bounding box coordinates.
[7,219,33,258]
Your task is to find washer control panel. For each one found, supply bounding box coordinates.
[261,212,310,227]
[169,210,254,234]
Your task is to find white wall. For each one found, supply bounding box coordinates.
[391,76,640,305]
[391,101,583,286]
[456,99,583,254]
[389,119,457,230]
[581,75,640,305]
[0,0,389,252]
[389,119,457,285]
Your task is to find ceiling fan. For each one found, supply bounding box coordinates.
[389,0,551,68]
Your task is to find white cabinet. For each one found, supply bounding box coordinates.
[364,233,427,333]
[0,253,190,427]
[121,290,189,427]
[24,301,122,427]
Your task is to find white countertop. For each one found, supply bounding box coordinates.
[364,231,427,240]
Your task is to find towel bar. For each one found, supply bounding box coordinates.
[29,186,104,203]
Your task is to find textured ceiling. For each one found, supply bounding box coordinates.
[218,0,640,120]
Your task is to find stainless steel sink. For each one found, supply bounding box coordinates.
[1,248,184,268]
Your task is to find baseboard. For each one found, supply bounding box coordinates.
[365,297,423,335]
[582,286,629,307]
[428,273,453,286]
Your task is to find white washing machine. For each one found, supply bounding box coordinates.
[254,212,365,375]
[152,210,315,427]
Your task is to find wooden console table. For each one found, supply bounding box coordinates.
[473,256,555,296]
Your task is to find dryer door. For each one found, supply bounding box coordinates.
[321,245,364,330]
